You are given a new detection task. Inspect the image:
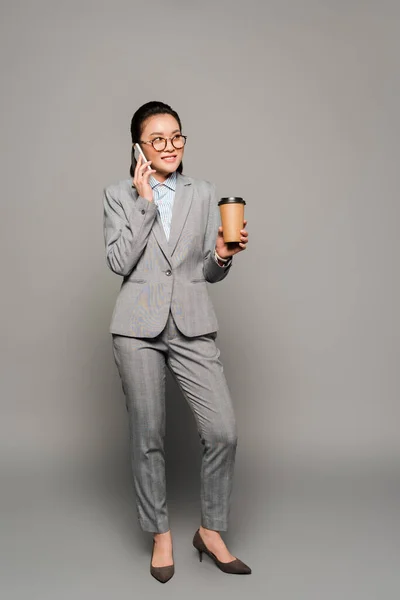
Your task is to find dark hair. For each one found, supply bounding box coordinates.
[130,101,184,177]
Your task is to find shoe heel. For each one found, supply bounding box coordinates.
[198,549,203,562]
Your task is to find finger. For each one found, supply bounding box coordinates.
[141,170,156,185]
[141,163,154,173]
[140,161,153,176]
[141,160,152,168]
[142,168,156,179]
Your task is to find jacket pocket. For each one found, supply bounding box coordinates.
[191,278,206,283]
[127,278,146,283]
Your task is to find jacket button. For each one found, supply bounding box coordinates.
[141,209,145,214]
[165,269,172,276]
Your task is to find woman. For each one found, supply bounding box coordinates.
[103,101,251,583]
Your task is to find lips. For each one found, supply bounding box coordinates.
[161,155,177,162]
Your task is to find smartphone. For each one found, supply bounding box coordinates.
[134,143,152,171]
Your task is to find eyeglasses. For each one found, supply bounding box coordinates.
[139,134,187,152]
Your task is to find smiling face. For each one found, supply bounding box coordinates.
[139,113,185,182]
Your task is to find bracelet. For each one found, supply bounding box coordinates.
[214,249,229,263]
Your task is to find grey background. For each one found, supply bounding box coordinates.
[1,0,399,598]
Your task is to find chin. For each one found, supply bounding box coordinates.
[160,163,180,175]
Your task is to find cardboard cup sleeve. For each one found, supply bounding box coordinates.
[218,197,246,243]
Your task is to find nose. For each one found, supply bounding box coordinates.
[164,138,175,152]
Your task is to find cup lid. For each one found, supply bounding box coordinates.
[218,197,246,205]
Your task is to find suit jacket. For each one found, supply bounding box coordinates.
[103,172,232,337]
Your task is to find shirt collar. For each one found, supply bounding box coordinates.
[149,170,177,191]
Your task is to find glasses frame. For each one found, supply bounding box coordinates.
[139,134,187,152]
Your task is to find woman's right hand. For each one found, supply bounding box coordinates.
[132,154,156,202]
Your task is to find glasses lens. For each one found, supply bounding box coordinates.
[172,135,185,149]
[152,138,167,151]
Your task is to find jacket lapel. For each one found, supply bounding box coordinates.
[129,184,172,266]
[129,172,193,264]
[151,214,172,265]
[168,173,193,256]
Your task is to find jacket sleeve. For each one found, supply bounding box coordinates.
[103,184,158,276]
[203,182,233,283]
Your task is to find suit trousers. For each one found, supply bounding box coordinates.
[112,310,238,533]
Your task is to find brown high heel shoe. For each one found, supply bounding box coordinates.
[150,539,175,583]
[192,529,252,574]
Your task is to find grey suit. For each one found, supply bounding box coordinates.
[104,173,231,337]
[103,173,238,533]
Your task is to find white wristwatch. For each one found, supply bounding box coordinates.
[214,248,230,265]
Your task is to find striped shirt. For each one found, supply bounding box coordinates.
[149,171,176,240]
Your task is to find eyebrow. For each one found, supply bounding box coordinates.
[149,129,181,136]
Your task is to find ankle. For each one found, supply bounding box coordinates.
[199,526,220,538]
[153,530,172,542]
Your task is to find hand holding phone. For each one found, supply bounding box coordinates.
[132,143,156,202]
[134,143,152,171]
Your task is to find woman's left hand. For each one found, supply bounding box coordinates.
[215,220,248,259]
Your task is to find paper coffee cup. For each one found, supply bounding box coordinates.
[218,197,246,243]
